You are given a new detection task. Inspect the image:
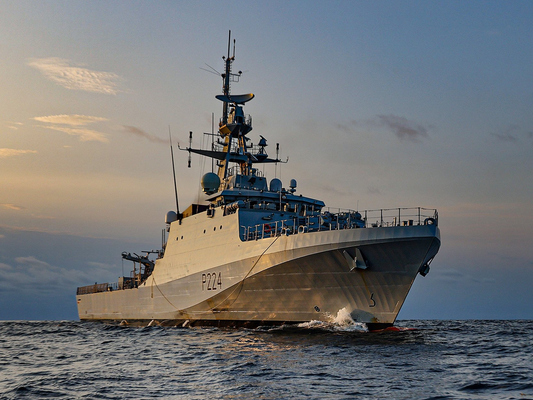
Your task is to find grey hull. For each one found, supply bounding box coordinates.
[77,224,440,329]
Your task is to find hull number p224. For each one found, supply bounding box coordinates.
[202,272,222,291]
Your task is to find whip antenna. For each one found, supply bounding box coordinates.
[168,126,180,218]
[188,131,192,168]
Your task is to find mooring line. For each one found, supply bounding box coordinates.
[151,235,281,316]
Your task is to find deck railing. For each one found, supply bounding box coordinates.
[240,207,438,241]
[76,282,118,295]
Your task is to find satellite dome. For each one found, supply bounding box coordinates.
[165,211,178,224]
[270,178,282,192]
[289,179,297,188]
[201,172,221,195]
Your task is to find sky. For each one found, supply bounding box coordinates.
[1,1,532,321]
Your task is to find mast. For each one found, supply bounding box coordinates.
[185,31,283,194]
[221,30,232,125]
[217,29,238,182]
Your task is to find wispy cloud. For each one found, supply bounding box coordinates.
[492,133,518,143]
[335,120,360,134]
[34,114,109,143]
[335,116,431,142]
[16,256,51,269]
[6,121,23,130]
[316,183,356,198]
[0,256,86,294]
[491,125,520,143]
[434,268,496,285]
[367,186,383,195]
[27,57,122,95]
[37,125,109,143]
[0,204,25,211]
[0,255,116,295]
[34,115,108,126]
[377,114,430,142]
[122,125,167,144]
[0,148,37,158]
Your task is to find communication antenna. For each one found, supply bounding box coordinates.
[168,126,180,217]
[188,131,192,168]
[211,113,215,173]
[227,30,232,60]
[275,143,280,178]
[200,63,221,76]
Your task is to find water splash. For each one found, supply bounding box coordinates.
[295,308,368,332]
[330,307,368,332]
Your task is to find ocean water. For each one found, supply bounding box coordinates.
[0,320,532,400]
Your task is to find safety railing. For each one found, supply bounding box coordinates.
[76,282,118,295]
[360,207,438,228]
[240,207,438,241]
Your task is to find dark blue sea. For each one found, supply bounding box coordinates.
[1,320,532,399]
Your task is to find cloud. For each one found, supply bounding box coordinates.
[433,268,496,285]
[15,256,51,269]
[27,57,122,95]
[34,115,108,126]
[0,148,37,158]
[491,126,520,143]
[316,183,356,198]
[0,263,12,270]
[377,114,430,142]
[492,133,518,143]
[122,125,167,144]
[6,122,23,130]
[0,204,25,211]
[335,120,360,134]
[37,125,109,143]
[0,255,105,295]
[86,261,114,269]
[367,186,383,195]
[34,114,109,143]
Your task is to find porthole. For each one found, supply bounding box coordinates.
[203,229,206,234]
[214,227,216,231]
[220,225,223,229]
[181,236,183,239]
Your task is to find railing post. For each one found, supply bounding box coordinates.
[398,208,401,226]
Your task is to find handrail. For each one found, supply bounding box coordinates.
[76,282,118,295]
[240,207,438,241]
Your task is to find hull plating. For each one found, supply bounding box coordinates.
[77,225,440,327]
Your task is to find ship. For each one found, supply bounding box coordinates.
[76,32,441,331]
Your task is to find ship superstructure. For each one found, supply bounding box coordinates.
[76,33,440,330]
